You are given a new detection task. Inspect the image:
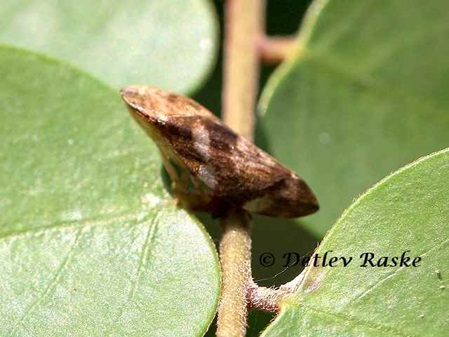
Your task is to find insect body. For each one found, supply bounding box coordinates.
[120,86,318,218]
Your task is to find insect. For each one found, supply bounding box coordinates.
[120,86,319,218]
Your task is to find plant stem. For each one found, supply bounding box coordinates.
[222,0,265,142]
[258,36,297,64]
[248,282,283,312]
[247,278,303,312]
[216,0,265,336]
[216,209,252,337]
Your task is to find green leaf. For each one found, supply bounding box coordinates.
[259,0,449,237]
[0,0,218,92]
[0,46,220,336]
[262,148,449,336]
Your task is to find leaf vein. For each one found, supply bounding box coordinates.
[347,236,449,306]
[297,303,410,336]
[103,212,161,333]
[9,228,83,333]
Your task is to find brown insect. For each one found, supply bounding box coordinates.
[120,86,318,218]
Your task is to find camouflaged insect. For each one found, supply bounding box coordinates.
[121,86,319,218]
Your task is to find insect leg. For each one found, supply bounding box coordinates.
[160,152,180,183]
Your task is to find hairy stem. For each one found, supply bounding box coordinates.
[247,278,303,313]
[248,282,283,312]
[216,0,265,336]
[217,209,252,337]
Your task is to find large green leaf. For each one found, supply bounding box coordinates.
[262,148,449,336]
[0,0,217,92]
[0,46,220,336]
[259,0,449,237]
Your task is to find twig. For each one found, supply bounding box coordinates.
[217,209,252,337]
[216,0,265,336]
[222,0,265,141]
